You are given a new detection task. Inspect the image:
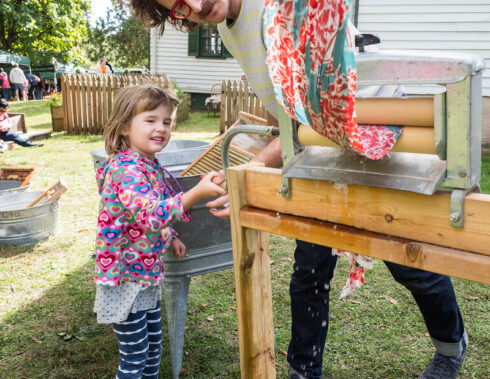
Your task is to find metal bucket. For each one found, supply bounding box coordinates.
[90,139,210,174]
[0,191,60,246]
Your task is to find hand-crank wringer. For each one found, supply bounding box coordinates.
[223,48,485,228]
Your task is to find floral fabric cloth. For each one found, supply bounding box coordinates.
[263,0,403,160]
[333,249,374,299]
[94,150,191,287]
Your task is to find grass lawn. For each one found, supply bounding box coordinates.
[0,101,489,378]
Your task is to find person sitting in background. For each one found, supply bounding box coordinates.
[0,98,43,151]
[0,68,9,100]
[9,63,27,101]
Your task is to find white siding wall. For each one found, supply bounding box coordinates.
[357,0,490,95]
[150,27,242,94]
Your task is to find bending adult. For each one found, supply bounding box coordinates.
[130,2,468,378]
[9,63,27,101]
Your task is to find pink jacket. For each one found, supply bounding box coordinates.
[94,150,191,286]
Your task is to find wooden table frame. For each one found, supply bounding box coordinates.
[227,163,490,378]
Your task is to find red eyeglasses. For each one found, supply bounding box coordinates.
[169,0,192,20]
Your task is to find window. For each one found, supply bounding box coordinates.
[188,24,232,59]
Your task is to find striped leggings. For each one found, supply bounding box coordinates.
[113,301,162,379]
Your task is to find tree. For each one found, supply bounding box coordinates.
[84,1,149,69]
[0,0,90,65]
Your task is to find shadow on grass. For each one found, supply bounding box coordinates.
[0,259,241,379]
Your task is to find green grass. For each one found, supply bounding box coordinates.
[0,103,489,378]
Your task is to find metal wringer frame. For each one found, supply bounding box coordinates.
[224,50,485,229]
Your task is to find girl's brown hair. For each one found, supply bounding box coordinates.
[104,85,180,155]
[130,0,198,35]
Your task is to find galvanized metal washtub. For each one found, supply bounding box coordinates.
[90,139,233,379]
[0,191,60,246]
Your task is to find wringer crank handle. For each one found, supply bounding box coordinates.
[220,125,280,182]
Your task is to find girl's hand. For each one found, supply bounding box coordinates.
[181,171,227,211]
[197,171,227,198]
[171,237,186,259]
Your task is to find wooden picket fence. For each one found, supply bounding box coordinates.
[61,74,171,134]
[220,80,266,133]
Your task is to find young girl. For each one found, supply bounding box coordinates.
[93,85,225,379]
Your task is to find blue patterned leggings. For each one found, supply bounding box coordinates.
[112,301,162,379]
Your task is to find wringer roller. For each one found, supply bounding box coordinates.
[222,49,485,228]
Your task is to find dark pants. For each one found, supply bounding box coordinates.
[0,88,8,99]
[287,240,465,378]
[0,131,34,147]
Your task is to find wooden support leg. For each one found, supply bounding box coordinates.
[228,163,276,378]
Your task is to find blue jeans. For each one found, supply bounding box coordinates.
[0,131,34,147]
[35,88,44,100]
[287,240,465,379]
[0,88,8,99]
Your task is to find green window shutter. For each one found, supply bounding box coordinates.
[223,43,233,58]
[188,30,199,56]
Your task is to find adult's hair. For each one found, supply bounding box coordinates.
[130,0,198,35]
[12,62,19,68]
[104,85,180,155]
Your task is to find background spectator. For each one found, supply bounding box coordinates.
[25,72,40,100]
[0,68,9,100]
[34,74,44,100]
[9,63,27,101]
[96,58,111,74]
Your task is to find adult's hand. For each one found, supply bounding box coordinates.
[206,170,230,219]
[207,194,230,219]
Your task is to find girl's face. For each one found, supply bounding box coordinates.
[122,104,172,160]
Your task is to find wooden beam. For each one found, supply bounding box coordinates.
[227,163,276,378]
[245,167,490,256]
[241,208,490,285]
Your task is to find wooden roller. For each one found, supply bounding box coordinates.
[356,96,434,127]
[298,124,436,155]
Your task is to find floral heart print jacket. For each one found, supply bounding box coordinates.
[94,150,191,287]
